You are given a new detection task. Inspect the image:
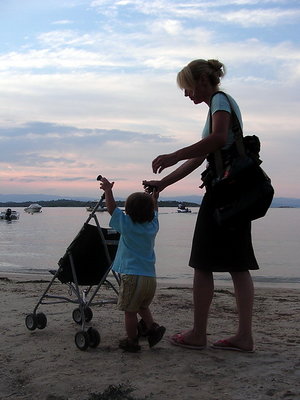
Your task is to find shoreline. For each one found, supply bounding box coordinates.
[1,270,299,290]
[0,275,299,399]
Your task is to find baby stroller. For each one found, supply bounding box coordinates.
[25,178,120,351]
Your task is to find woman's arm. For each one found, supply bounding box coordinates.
[144,156,205,193]
[152,110,230,174]
[160,156,206,188]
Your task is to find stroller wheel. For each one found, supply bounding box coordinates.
[25,313,37,331]
[36,313,47,329]
[72,307,93,324]
[87,327,101,348]
[75,331,89,351]
[72,308,82,324]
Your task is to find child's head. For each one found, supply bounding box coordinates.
[125,192,155,223]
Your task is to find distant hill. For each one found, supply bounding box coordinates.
[0,193,299,208]
[0,193,203,204]
[160,196,300,208]
[159,195,202,204]
[0,199,200,208]
[270,197,300,208]
[0,193,93,202]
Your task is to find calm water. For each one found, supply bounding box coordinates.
[0,207,299,288]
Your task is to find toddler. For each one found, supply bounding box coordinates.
[100,177,165,352]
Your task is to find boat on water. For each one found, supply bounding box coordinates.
[86,204,108,212]
[86,194,107,212]
[177,203,191,213]
[24,203,42,213]
[0,209,20,221]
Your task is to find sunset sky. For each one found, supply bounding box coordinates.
[0,0,299,199]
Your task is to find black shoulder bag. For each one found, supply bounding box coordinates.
[201,91,274,227]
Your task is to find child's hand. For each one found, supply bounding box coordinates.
[100,177,114,191]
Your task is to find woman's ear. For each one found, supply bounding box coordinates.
[198,74,209,86]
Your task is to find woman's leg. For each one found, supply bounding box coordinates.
[222,270,254,350]
[193,269,214,338]
[172,269,214,346]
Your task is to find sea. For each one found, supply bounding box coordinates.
[0,207,299,289]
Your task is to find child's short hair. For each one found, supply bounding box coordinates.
[125,192,155,223]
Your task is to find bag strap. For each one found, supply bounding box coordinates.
[209,91,246,177]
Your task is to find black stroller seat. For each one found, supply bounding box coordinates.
[57,223,119,286]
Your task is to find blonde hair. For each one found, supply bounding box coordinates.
[177,59,226,90]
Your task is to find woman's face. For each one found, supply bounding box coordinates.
[184,78,207,104]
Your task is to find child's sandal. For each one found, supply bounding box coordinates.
[148,324,166,348]
[119,337,141,352]
[137,319,148,337]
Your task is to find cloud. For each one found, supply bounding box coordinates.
[90,0,300,28]
[219,7,300,27]
[16,175,87,183]
[0,118,177,196]
[0,121,174,168]
[0,48,119,71]
[0,0,299,197]
[38,30,98,48]
[150,19,183,35]
[1,31,298,88]
[52,20,74,25]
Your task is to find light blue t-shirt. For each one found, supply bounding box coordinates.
[109,207,159,277]
[202,92,243,149]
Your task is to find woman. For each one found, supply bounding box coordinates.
[143,59,258,353]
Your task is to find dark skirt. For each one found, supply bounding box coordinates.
[189,190,259,272]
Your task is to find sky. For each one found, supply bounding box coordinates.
[0,0,299,200]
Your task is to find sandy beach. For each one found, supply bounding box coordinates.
[0,274,299,400]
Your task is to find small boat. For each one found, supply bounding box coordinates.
[86,194,107,212]
[0,208,20,220]
[177,203,191,213]
[86,204,107,212]
[24,203,42,213]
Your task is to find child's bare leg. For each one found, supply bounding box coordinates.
[138,307,154,330]
[139,307,165,347]
[124,311,138,339]
[119,311,141,352]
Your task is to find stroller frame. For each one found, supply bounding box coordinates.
[25,194,120,350]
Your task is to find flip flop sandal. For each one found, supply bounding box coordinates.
[168,333,206,350]
[211,339,254,353]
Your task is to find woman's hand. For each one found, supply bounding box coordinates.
[152,152,179,174]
